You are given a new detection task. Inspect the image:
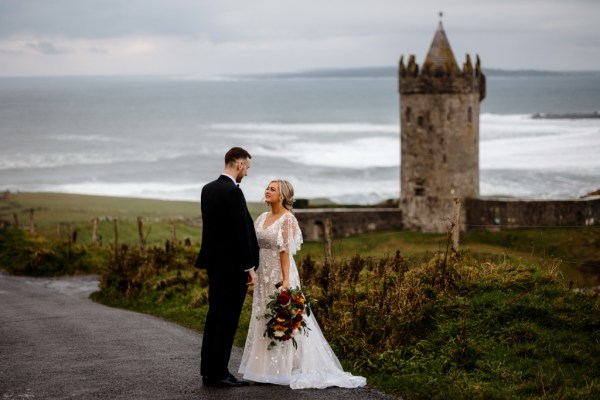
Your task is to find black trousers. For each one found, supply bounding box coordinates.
[200,268,248,379]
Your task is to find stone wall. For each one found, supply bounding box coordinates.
[293,197,599,242]
[294,208,403,241]
[465,197,600,228]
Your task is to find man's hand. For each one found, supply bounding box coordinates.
[247,269,257,285]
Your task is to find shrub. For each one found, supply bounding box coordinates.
[0,227,102,276]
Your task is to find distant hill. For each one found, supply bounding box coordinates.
[243,67,600,79]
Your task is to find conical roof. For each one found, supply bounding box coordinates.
[423,21,459,72]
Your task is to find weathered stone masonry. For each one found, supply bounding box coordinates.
[295,209,403,241]
[466,197,600,228]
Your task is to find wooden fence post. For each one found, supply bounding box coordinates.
[170,222,177,247]
[113,219,119,261]
[13,213,19,229]
[137,217,146,251]
[29,209,35,233]
[323,218,333,265]
[67,223,73,259]
[451,198,461,253]
[92,218,98,245]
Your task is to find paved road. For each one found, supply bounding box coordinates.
[0,273,394,399]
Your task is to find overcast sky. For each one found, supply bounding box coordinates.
[0,0,598,77]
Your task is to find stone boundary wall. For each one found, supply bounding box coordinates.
[465,197,600,229]
[294,208,403,241]
[293,197,599,241]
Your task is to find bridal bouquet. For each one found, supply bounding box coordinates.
[262,283,314,350]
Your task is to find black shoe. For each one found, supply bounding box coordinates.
[202,375,250,388]
[227,373,250,385]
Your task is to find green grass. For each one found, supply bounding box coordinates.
[463,227,600,286]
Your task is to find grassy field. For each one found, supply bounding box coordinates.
[2,191,599,287]
[0,191,268,247]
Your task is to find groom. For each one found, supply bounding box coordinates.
[195,147,259,388]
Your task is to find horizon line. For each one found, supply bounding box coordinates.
[1,66,600,80]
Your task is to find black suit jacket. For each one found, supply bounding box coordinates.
[194,175,259,272]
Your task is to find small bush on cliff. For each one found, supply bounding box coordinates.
[0,227,104,276]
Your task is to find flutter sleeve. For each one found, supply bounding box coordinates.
[276,213,303,255]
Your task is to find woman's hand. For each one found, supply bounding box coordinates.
[282,279,290,290]
[247,269,257,285]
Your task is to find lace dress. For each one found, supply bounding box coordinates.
[238,212,366,389]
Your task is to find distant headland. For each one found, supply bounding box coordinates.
[242,66,600,80]
[532,111,600,119]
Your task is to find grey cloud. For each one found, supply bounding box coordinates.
[0,0,526,41]
[89,46,108,54]
[0,0,213,39]
[2,0,597,44]
[0,0,283,41]
[26,41,67,54]
[0,0,598,73]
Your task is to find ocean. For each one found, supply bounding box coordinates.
[0,71,599,204]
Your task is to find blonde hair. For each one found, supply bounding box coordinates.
[270,179,295,210]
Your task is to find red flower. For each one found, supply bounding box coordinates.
[277,291,291,305]
[276,308,290,318]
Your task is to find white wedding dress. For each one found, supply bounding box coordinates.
[239,211,366,389]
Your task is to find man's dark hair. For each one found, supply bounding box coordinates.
[224,147,251,165]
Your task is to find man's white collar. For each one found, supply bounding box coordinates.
[221,173,237,185]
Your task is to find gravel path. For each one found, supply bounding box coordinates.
[0,273,395,399]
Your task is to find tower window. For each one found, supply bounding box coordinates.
[417,116,424,127]
[468,107,473,122]
[415,188,425,196]
[405,107,412,122]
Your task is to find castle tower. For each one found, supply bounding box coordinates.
[398,20,485,232]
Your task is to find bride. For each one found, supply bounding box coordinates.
[238,179,366,389]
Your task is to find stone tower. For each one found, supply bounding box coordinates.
[398,20,485,232]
